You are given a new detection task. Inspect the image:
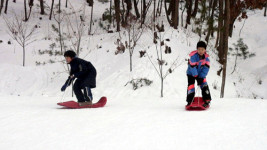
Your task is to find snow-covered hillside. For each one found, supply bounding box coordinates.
[0,1,266,150]
[0,96,267,150]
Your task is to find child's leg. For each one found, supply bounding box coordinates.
[200,78,211,103]
[186,75,196,104]
[83,86,93,102]
[73,80,85,102]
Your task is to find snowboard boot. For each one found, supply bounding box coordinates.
[186,101,192,106]
[79,101,93,106]
[202,100,210,108]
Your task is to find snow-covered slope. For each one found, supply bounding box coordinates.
[0,96,266,150]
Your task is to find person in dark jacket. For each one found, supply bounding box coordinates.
[186,41,211,108]
[61,50,97,106]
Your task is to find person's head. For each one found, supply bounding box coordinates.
[64,50,76,64]
[196,41,207,56]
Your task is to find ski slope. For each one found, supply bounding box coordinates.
[0,96,266,150]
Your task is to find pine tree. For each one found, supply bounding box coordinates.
[229,38,255,74]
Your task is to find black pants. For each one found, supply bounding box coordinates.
[186,75,211,103]
[73,79,93,103]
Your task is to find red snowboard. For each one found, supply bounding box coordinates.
[57,97,107,109]
[185,97,209,110]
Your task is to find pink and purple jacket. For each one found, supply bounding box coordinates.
[186,50,210,78]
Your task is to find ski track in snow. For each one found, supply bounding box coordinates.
[0,96,267,150]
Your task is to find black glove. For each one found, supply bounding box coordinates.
[196,78,204,86]
[61,83,68,91]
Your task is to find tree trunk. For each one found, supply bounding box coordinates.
[264,2,267,17]
[40,0,45,15]
[141,0,152,25]
[58,22,63,54]
[217,0,224,64]
[156,0,163,17]
[24,0,28,21]
[205,0,217,44]
[133,0,140,18]
[181,2,186,27]
[59,0,61,13]
[173,0,179,29]
[89,4,94,35]
[125,0,132,24]
[220,0,230,98]
[114,0,120,32]
[23,44,26,67]
[208,0,213,16]
[142,0,147,24]
[27,0,34,21]
[153,0,156,30]
[164,0,172,26]
[229,21,235,37]
[130,53,133,72]
[161,77,163,97]
[167,0,174,16]
[231,54,238,74]
[0,0,4,15]
[185,0,192,28]
[49,0,55,20]
[121,0,126,26]
[109,0,112,24]
[191,0,198,18]
[4,0,8,14]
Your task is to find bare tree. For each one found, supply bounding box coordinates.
[147,23,182,97]
[220,0,230,98]
[66,4,87,56]
[52,3,66,54]
[119,19,144,72]
[4,13,37,66]
[89,1,94,35]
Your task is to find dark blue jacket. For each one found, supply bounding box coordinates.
[186,50,210,78]
[69,57,97,88]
